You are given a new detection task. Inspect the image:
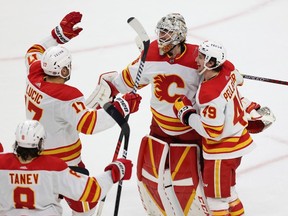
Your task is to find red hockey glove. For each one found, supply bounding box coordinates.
[173,95,196,126]
[0,143,3,152]
[246,120,265,134]
[52,11,83,44]
[104,158,133,183]
[113,93,142,117]
[246,106,276,134]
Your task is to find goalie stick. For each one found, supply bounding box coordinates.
[242,74,288,86]
[96,17,150,216]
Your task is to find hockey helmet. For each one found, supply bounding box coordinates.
[15,120,46,150]
[41,46,72,79]
[155,13,187,55]
[198,40,227,70]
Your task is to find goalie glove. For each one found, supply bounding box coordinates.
[104,158,133,183]
[173,95,196,126]
[51,11,83,44]
[113,93,142,117]
[85,71,119,109]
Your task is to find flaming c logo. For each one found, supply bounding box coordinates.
[153,74,185,103]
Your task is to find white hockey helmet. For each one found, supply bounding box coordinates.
[41,46,72,79]
[15,120,46,150]
[198,40,227,70]
[155,13,187,54]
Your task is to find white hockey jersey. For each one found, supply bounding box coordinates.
[0,153,113,216]
[112,40,201,136]
[188,63,256,159]
[24,40,116,166]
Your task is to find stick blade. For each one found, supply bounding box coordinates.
[127,17,150,43]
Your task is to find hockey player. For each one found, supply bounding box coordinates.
[24,11,141,215]
[89,13,212,215]
[0,120,133,216]
[173,40,275,215]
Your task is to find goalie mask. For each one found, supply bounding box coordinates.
[15,120,46,151]
[41,46,72,80]
[198,40,227,74]
[155,13,187,55]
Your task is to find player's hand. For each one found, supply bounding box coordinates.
[247,106,276,133]
[0,143,3,152]
[104,158,133,183]
[173,95,196,125]
[113,93,142,117]
[52,11,83,44]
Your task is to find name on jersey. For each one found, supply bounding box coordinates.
[9,173,39,184]
[26,83,43,104]
[223,73,236,102]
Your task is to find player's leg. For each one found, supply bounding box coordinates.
[203,158,244,216]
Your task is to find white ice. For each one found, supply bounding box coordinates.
[1,0,288,215]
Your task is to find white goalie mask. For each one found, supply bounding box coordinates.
[15,120,46,150]
[155,13,187,55]
[41,46,72,79]
[198,40,227,74]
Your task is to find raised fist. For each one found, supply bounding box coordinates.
[52,11,83,44]
[173,95,196,125]
[113,93,142,117]
[104,158,133,183]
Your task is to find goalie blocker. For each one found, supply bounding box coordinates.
[137,135,210,216]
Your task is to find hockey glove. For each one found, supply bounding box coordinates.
[241,97,276,133]
[173,95,196,126]
[0,143,3,152]
[104,158,133,183]
[113,93,142,117]
[52,11,83,44]
[246,106,276,133]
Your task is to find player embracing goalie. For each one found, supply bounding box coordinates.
[90,13,276,216]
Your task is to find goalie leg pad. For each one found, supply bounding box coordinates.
[137,135,183,215]
[169,143,210,216]
[137,136,210,215]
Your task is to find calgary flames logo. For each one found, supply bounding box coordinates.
[153,74,185,103]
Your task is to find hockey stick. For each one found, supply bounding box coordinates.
[96,17,150,216]
[242,74,288,86]
[113,17,150,216]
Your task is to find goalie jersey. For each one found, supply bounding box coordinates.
[24,40,116,166]
[112,40,201,136]
[0,153,112,216]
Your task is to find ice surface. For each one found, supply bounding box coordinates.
[1,0,287,215]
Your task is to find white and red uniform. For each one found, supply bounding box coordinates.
[0,153,113,216]
[113,40,201,137]
[25,37,116,167]
[187,63,256,215]
[112,41,210,215]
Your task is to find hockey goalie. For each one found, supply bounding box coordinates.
[85,13,211,215]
